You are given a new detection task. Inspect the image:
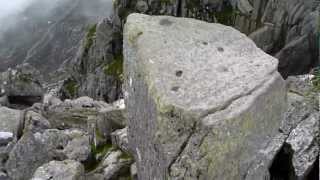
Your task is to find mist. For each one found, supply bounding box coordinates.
[0,0,112,36]
[0,0,35,18]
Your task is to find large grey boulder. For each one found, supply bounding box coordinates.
[124,14,286,179]
[31,160,85,180]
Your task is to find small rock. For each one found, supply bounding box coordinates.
[136,1,149,13]
[31,160,85,180]
[24,111,51,133]
[63,136,91,162]
[286,113,319,179]
[0,132,13,146]
[0,107,20,134]
[111,127,129,153]
[102,150,133,180]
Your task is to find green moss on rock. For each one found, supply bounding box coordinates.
[103,53,124,81]
[215,4,237,26]
[85,142,114,172]
[84,24,97,54]
[312,67,320,92]
[64,79,79,98]
[18,74,33,83]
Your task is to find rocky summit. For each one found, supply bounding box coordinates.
[0,0,318,180]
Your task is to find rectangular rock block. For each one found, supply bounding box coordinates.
[124,13,287,180]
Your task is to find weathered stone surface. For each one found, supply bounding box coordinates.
[63,135,91,162]
[44,97,108,130]
[245,74,319,180]
[96,102,127,140]
[31,160,85,180]
[24,110,51,133]
[5,128,89,180]
[111,127,129,153]
[0,63,43,97]
[113,0,318,78]
[286,112,319,179]
[0,107,20,134]
[59,17,123,102]
[5,132,52,180]
[124,13,286,179]
[101,150,133,180]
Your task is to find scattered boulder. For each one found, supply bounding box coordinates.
[0,107,21,135]
[5,128,90,180]
[44,97,108,130]
[286,112,319,179]
[63,135,91,162]
[96,100,126,141]
[23,110,51,134]
[100,150,133,180]
[111,127,129,153]
[31,160,85,180]
[0,63,44,109]
[124,14,286,179]
[5,132,52,180]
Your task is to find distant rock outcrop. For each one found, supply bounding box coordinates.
[124,13,287,179]
[59,18,123,102]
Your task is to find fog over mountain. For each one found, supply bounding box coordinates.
[0,0,112,73]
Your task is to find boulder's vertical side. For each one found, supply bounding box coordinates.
[123,16,165,179]
[124,13,287,180]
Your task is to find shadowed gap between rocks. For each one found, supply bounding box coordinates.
[8,96,42,109]
[306,156,319,180]
[269,143,296,180]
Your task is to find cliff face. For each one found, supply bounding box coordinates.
[0,0,112,76]
[59,19,123,102]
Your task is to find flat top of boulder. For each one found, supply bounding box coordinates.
[124,13,279,115]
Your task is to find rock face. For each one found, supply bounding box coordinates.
[59,18,123,102]
[124,14,286,179]
[248,0,319,77]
